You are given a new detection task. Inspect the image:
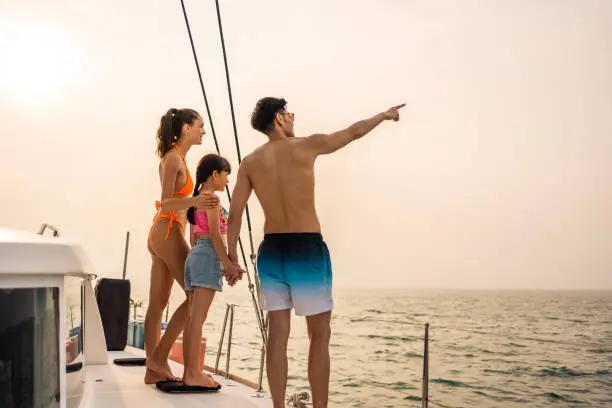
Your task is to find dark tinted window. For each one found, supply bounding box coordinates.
[0,287,60,408]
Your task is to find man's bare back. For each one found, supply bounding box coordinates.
[227,99,404,262]
[243,138,320,234]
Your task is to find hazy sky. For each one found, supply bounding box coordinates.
[1,0,611,294]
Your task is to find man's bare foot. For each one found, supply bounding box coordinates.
[183,371,220,388]
[145,358,180,384]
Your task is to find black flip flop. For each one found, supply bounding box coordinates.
[113,357,147,366]
[156,380,222,393]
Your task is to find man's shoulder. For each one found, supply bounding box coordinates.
[294,133,319,142]
[244,137,313,164]
[242,150,258,164]
[246,143,275,160]
[239,152,258,174]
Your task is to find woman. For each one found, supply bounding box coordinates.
[144,108,219,384]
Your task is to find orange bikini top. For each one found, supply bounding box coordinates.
[170,142,193,197]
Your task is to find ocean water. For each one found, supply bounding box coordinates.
[137,288,611,408]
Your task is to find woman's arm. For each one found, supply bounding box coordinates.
[158,153,218,211]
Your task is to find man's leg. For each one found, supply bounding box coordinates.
[266,309,291,408]
[288,234,334,408]
[257,235,293,407]
[306,311,332,408]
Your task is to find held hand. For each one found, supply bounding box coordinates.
[194,193,219,210]
[229,272,243,286]
[383,103,406,122]
[224,263,245,287]
[226,271,243,286]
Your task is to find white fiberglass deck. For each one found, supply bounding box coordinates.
[84,346,273,408]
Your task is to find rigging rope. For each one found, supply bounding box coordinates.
[178,0,266,344]
[286,391,311,407]
[213,0,267,340]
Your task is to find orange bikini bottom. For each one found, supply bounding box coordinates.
[149,201,184,240]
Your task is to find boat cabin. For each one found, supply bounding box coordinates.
[0,226,275,408]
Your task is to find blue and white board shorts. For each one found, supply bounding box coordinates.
[256,233,333,316]
[185,238,223,292]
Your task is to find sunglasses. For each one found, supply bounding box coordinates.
[279,111,295,121]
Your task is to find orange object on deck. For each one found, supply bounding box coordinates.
[168,334,207,370]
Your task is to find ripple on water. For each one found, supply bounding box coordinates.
[536,392,586,404]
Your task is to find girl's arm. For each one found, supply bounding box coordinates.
[189,222,195,247]
[206,204,233,269]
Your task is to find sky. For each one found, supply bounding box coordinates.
[0,0,611,296]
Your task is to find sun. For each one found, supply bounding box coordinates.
[0,22,81,105]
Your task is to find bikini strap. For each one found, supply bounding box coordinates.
[171,142,186,162]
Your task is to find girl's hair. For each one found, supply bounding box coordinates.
[187,154,232,225]
[155,108,200,158]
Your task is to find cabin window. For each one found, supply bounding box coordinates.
[0,287,60,408]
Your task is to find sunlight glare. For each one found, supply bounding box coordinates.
[0,22,82,105]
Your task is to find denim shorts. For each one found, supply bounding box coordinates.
[184,238,223,292]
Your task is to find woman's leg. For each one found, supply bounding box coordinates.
[144,236,176,384]
[182,287,218,387]
[144,253,172,358]
[146,220,190,382]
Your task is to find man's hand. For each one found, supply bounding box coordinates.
[194,193,219,210]
[223,263,244,287]
[383,103,406,122]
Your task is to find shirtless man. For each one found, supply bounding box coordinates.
[226,97,404,408]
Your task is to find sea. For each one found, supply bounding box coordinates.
[132,287,611,408]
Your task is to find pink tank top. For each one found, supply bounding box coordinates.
[193,206,228,235]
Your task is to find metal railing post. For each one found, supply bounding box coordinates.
[421,323,429,408]
[257,342,266,391]
[225,304,235,378]
[215,304,231,371]
[121,231,130,279]
[257,313,269,391]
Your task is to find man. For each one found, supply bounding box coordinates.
[226,97,404,408]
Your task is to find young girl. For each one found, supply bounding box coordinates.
[182,154,244,388]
